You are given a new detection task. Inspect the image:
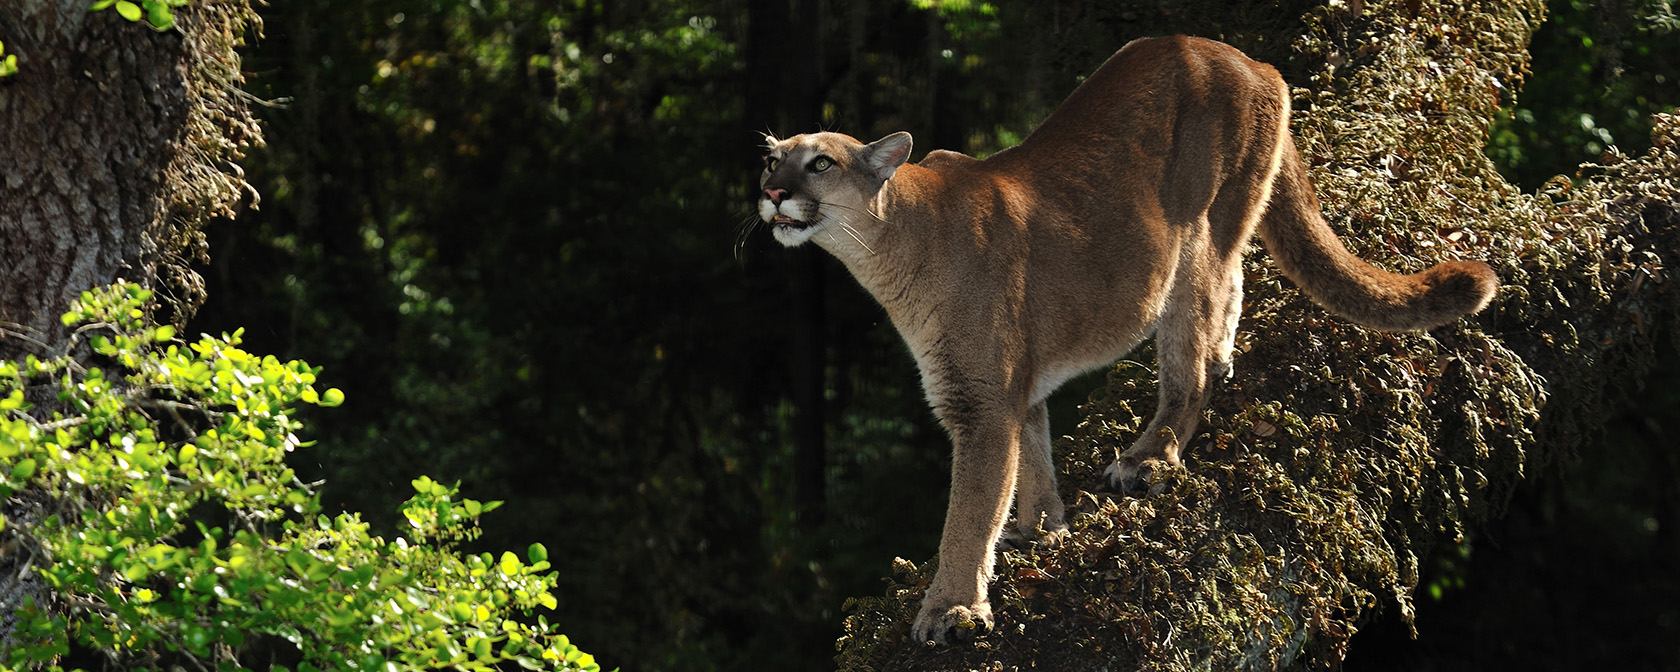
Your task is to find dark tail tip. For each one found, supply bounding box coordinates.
[1417,260,1498,328]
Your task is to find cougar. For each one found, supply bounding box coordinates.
[754,35,1496,645]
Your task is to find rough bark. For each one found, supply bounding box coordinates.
[0,0,259,651]
[0,0,258,360]
[835,1,1680,670]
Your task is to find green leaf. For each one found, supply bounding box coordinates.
[320,388,345,407]
[89,0,117,9]
[11,459,36,481]
[154,324,175,342]
[499,551,521,576]
[145,1,174,30]
[528,543,548,564]
[184,624,212,654]
[113,0,142,21]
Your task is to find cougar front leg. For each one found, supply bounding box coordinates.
[912,399,1022,645]
[1000,401,1068,549]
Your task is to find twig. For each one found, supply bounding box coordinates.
[132,398,223,427]
[35,417,87,432]
[0,325,52,354]
[0,321,44,337]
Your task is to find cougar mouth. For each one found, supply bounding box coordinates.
[772,214,811,229]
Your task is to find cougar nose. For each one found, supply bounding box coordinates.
[763,188,788,205]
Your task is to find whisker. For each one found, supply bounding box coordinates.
[733,198,888,258]
[820,200,892,226]
[732,209,764,260]
[813,201,886,255]
[839,222,876,255]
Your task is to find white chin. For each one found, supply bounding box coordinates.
[770,222,821,247]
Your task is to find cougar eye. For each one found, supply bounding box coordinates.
[810,156,833,172]
[765,157,780,172]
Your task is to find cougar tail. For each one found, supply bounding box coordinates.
[1257,137,1498,331]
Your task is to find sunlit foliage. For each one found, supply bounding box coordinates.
[1,283,600,671]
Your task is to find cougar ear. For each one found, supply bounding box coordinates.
[864,132,913,181]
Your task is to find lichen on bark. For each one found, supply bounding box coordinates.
[835,1,1680,670]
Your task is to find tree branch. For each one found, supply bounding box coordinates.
[836,2,1680,669]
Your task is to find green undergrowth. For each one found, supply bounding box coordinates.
[0,282,603,671]
[835,0,1680,669]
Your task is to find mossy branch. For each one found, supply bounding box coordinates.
[836,1,1680,670]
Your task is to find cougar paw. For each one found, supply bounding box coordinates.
[998,524,1070,551]
[1103,456,1173,497]
[911,599,993,645]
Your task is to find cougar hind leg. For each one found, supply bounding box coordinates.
[1105,250,1243,496]
[1106,93,1274,496]
[1210,263,1244,382]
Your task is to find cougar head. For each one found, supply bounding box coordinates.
[758,131,913,247]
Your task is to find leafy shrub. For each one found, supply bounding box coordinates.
[0,282,602,671]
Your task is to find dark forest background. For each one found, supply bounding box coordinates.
[184,0,1679,670]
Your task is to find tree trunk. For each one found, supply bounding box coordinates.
[0,0,259,649]
[0,0,257,359]
[835,1,1680,669]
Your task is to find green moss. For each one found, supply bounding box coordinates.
[836,0,1680,669]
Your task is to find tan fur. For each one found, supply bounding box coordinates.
[755,36,1497,645]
